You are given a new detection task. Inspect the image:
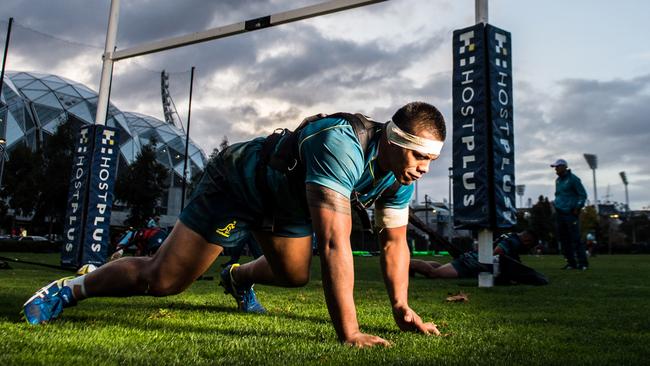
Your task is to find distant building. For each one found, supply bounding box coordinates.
[1,72,207,226]
[410,201,453,241]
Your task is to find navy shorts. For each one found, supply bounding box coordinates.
[179,160,312,247]
[450,252,490,278]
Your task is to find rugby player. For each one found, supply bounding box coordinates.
[24,102,446,347]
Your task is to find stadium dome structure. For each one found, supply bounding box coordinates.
[1,71,207,218]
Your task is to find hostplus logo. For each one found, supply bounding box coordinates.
[458,30,476,67]
[100,129,116,154]
[89,128,118,255]
[77,128,89,153]
[494,32,508,69]
[65,127,92,254]
[456,29,481,208]
[491,30,515,225]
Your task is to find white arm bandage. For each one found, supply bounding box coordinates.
[375,206,409,229]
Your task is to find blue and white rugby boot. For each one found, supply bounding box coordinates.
[22,277,77,325]
[220,263,266,314]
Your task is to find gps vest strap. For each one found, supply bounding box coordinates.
[255,112,395,232]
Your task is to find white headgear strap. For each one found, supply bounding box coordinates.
[386,120,444,155]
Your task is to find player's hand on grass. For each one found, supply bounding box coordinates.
[392,305,441,336]
[343,331,392,348]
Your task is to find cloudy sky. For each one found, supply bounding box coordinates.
[1,0,649,209]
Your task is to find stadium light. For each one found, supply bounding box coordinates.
[423,194,432,226]
[515,184,525,208]
[583,153,598,206]
[619,171,629,213]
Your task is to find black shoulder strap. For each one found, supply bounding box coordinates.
[257,112,384,230]
[327,112,382,153]
[255,130,287,228]
[267,112,383,173]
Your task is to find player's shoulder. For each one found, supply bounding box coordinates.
[298,116,361,156]
[299,116,354,139]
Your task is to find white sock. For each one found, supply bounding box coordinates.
[64,275,87,299]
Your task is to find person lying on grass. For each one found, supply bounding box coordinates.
[109,226,169,261]
[23,102,446,348]
[410,231,549,285]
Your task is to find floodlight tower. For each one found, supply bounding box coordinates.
[583,153,598,206]
[423,194,431,227]
[619,171,629,213]
[515,184,525,208]
[161,70,185,132]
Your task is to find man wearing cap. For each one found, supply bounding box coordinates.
[24,102,446,348]
[550,159,588,270]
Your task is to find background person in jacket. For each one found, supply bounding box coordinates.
[550,159,588,270]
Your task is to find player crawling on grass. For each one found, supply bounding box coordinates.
[23,102,445,348]
[410,231,549,286]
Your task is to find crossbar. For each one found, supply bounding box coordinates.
[111,0,388,61]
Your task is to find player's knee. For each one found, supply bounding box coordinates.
[146,279,185,296]
[142,262,191,296]
[281,270,310,287]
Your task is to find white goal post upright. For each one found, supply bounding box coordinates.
[94,0,120,126]
[474,0,494,288]
[94,0,388,126]
[475,0,488,25]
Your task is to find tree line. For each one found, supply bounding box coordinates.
[0,120,170,236]
[516,195,649,254]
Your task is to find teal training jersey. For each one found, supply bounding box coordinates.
[215,116,413,221]
[554,170,587,214]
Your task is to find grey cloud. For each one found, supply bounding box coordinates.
[417,71,453,101]
[546,75,650,158]
[231,26,448,105]
[1,1,310,47]
[173,23,449,144]
[512,75,650,207]
[0,21,99,74]
[3,1,448,116]
[4,1,649,209]
[2,1,110,46]
[118,1,238,46]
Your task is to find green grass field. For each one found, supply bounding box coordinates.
[1,253,649,365]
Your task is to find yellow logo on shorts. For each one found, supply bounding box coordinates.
[216,221,237,238]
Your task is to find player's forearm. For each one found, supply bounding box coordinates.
[306,183,359,341]
[319,236,360,341]
[380,235,410,308]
